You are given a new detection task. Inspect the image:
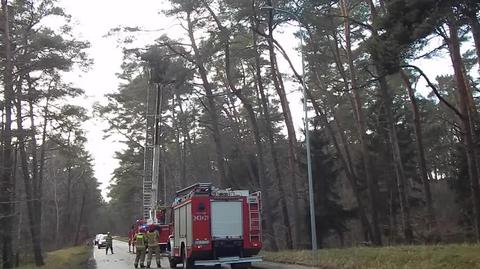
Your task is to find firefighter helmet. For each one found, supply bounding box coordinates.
[149,224,156,231]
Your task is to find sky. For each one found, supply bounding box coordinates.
[57,0,175,200]
[55,0,465,201]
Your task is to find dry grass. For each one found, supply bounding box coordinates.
[17,245,91,269]
[262,244,480,269]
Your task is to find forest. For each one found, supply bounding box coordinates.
[101,0,480,249]
[1,0,480,268]
[0,0,104,268]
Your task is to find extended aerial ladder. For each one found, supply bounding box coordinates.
[142,75,174,254]
[143,83,155,219]
[143,81,165,221]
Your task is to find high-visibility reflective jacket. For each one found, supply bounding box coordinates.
[135,233,146,249]
[146,230,159,246]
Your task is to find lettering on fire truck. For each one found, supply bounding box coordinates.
[193,215,209,221]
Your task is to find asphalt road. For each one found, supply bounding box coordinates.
[92,240,317,269]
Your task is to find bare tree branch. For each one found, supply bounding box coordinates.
[401,64,464,120]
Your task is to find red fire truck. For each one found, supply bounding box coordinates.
[145,207,170,252]
[132,208,170,253]
[154,208,171,252]
[167,183,263,269]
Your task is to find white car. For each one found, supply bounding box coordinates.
[94,234,103,245]
[97,234,108,249]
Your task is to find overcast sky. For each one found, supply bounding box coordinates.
[57,0,174,200]
[55,0,462,201]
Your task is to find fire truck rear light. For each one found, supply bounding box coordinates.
[194,240,210,245]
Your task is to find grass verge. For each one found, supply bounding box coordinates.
[262,244,480,269]
[17,245,91,269]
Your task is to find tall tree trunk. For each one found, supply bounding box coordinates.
[203,3,279,249]
[14,85,45,266]
[251,5,293,249]
[265,0,303,247]
[388,180,399,243]
[65,132,73,243]
[0,1,15,268]
[176,93,191,186]
[185,10,228,187]
[273,25,375,244]
[367,0,414,243]
[340,0,383,245]
[54,171,60,248]
[74,186,87,245]
[37,92,50,243]
[447,19,480,241]
[172,95,185,188]
[14,200,22,269]
[218,83,258,188]
[232,96,279,249]
[26,77,46,264]
[10,145,17,267]
[380,75,414,243]
[400,71,439,238]
[308,89,374,243]
[154,83,165,205]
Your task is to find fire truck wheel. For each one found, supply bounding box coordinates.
[181,246,193,269]
[168,257,176,269]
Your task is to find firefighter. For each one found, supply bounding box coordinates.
[134,227,147,268]
[156,209,166,224]
[128,225,135,253]
[105,232,114,255]
[146,224,161,268]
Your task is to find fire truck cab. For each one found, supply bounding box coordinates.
[168,183,262,269]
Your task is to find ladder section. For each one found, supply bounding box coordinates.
[143,83,156,220]
[248,192,262,242]
[143,145,154,219]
